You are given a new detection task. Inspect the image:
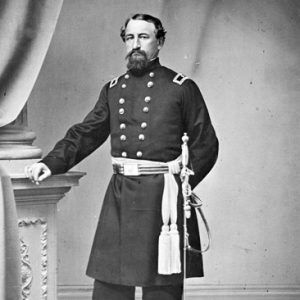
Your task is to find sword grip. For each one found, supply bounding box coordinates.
[181,133,189,168]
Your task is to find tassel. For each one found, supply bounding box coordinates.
[158,225,171,274]
[170,223,181,273]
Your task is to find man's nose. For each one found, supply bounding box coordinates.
[133,38,141,50]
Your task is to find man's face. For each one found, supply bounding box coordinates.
[124,19,162,71]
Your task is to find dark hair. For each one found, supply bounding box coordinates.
[120,13,167,44]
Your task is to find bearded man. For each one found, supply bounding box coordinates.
[25,13,219,300]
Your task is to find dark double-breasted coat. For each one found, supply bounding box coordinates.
[42,58,218,287]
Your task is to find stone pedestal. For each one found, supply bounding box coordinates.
[11,170,85,300]
[0,107,85,299]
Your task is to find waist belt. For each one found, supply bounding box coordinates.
[113,162,174,176]
[111,156,182,275]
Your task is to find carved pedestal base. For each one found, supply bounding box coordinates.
[10,169,85,300]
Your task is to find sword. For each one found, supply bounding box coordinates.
[180,133,193,300]
[180,133,212,300]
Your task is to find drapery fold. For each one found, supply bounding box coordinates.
[0,0,64,127]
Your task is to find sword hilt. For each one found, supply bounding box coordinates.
[181,133,189,168]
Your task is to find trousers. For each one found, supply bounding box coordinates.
[92,280,183,300]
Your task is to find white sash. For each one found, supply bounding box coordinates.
[111,156,182,274]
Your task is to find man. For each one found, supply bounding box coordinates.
[25,13,218,300]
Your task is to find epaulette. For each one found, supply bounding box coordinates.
[173,73,188,85]
[109,76,119,88]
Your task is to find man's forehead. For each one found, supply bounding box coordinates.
[125,19,156,35]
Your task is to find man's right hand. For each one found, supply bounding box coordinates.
[24,162,52,185]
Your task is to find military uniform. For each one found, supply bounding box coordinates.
[41,58,218,287]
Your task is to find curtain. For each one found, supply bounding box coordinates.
[0,0,63,127]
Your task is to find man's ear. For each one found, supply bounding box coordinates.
[157,39,164,50]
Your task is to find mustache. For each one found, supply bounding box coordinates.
[125,49,147,60]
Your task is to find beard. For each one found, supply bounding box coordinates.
[126,50,150,73]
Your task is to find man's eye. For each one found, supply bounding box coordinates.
[125,36,133,41]
[140,36,148,39]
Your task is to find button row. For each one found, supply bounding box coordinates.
[119,122,147,129]
[121,151,143,158]
[118,96,150,105]
[119,107,150,115]
[119,134,145,141]
[122,81,153,89]
[122,72,153,80]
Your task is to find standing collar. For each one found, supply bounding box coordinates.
[147,57,161,70]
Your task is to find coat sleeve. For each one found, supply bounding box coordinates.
[181,79,219,189]
[41,84,110,174]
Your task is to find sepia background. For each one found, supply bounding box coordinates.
[24,0,300,298]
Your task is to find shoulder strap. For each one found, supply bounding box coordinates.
[109,76,119,88]
[173,73,189,85]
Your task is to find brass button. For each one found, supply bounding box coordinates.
[125,74,130,79]
[145,96,151,103]
[119,98,125,104]
[138,134,145,141]
[149,72,155,78]
[119,108,125,115]
[143,107,149,113]
[122,83,127,88]
[121,151,127,157]
[120,135,126,141]
[147,81,154,88]
[136,151,143,158]
[120,123,126,130]
[141,122,147,129]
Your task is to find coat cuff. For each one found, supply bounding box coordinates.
[40,157,68,175]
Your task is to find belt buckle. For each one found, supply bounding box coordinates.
[123,163,140,176]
